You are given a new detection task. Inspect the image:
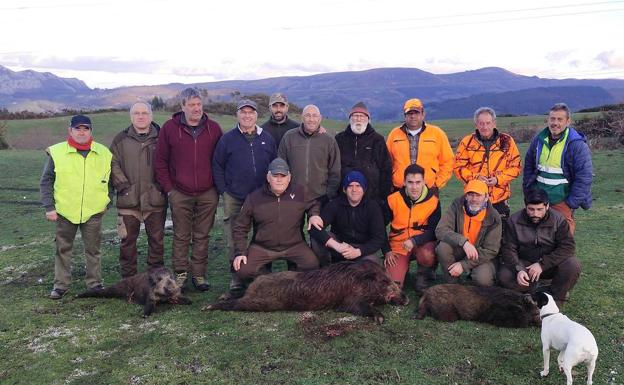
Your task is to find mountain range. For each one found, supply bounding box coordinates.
[1,64,623,120]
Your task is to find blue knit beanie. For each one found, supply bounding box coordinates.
[342,170,367,190]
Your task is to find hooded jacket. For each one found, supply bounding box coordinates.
[260,115,299,146]
[523,126,593,210]
[110,122,166,212]
[154,111,223,196]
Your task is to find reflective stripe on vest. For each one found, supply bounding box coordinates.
[49,141,112,224]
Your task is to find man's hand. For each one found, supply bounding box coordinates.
[516,270,530,286]
[402,239,414,253]
[307,215,323,230]
[384,251,399,268]
[462,241,479,260]
[486,176,498,186]
[326,238,348,254]
[448,262,464,277]
[341,245,362,260]
[45,210,58,222]
[319,126,327,134]
[233,255,247,271]
[526,262,543,282]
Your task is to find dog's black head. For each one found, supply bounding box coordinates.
[533,291,550,309]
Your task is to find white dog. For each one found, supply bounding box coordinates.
[536,292,598,385]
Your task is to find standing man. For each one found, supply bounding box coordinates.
[40,115,112,299]
[110,102,166,278]
[309,171,386,266]
[260,93,300,146]
[386,98,454,192]
[278,104,341,206]
[435,179,502,287]
[232,158,322,285]
[335,102,392,222]
[498,188,580,306]
[523,102,593,234]
[454,107,521,221]
[383,164,441,291]
[213,99,277,296]
[154,88,223,291]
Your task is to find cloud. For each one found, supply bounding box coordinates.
[545,50,575,64]
[0,54,164,73]
[595,51,624,69]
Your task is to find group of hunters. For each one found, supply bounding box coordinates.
[40,87,593,307]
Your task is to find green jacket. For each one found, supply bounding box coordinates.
[48,141,112,224]
[110,123,166,212]
[435,196,502,270]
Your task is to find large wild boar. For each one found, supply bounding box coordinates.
[204,261,408,324]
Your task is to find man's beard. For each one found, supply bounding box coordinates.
[351,122,366,134]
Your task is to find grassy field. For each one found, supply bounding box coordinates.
[0,112,622,385]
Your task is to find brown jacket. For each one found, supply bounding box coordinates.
[435,196,502,270]
[233,182,320,255]
[501,208,575,271]
[110,123,166,212]
[278,125,341,203]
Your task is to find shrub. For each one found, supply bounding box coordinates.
[0,120,10,149]
[574,110,624,149]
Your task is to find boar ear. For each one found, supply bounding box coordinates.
[522,293,535,305]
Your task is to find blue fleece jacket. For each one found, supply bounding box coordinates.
[212,126,277,200]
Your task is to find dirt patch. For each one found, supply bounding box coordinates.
[297,311,377,341]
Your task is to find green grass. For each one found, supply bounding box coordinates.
[0,113,622,385]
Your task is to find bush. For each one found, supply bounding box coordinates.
[508,123,541,143]
[574,110,624,149]
[0,121,10,149]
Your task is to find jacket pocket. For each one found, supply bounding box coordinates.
[116,184,138,208]
[148,184,166,207]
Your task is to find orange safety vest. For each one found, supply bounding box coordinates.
[387,189,439,254]
[463,209,486,245]
[454,131,521,203]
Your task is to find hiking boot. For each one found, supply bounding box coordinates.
[228,274,245,298]
[175,271,188,288]
[413,266,436,294]
[49,288,67,300]
[192,276,210,292]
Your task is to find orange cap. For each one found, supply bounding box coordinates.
[464,179,488,195]
[403,98,424,113]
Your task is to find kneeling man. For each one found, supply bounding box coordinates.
[498,188,580,306]
[309,171,386,265]
[435,179,502,286]
[232,158,321,286]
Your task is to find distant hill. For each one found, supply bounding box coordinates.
[0,65,623,120]
[425,86,617,119]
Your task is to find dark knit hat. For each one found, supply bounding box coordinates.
[342,170,367,190]
[349,102,370,118]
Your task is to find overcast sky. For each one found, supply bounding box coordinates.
[1,0,623,89]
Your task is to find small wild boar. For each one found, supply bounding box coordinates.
[413,284,540,327]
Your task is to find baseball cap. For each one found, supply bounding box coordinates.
[268,158,290,175]
[403,98,424,114]
[464,179,488,195]
[70,115,92,129]
[237,99,257,111]
[269,93,288,105]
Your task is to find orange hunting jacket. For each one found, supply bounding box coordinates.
[454,130,521,203]
[386,123,454,190]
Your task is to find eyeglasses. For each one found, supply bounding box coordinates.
[132,111,151,116]
[303,114,321,119]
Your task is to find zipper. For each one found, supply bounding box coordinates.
[277,196,281,248]
[80,155,86,222]
[194,138,198,190]
[250,140,257,175]
[305,136,310,189]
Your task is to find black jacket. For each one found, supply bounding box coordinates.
[335,124,392,203]
[309,195,386,256]
[260,115,299,147]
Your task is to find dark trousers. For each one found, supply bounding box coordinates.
[169,188,219,277]
[311,231,380,266]
[436,241,496,286]
[54,213,104,290]
[497,257,581,302]
[118,211,166,278]
[236,242,319,281]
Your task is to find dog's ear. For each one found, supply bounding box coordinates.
[522,293,536,305]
